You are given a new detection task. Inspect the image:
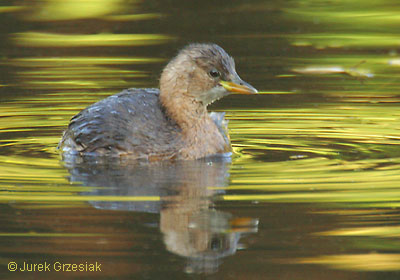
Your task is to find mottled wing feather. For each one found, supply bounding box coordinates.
[59,88,181,157]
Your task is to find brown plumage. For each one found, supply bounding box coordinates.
[58,43,257,160]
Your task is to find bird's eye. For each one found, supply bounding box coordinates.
[209,69,220,78]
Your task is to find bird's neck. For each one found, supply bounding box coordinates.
[160,87,209,132]
[159,60,210,132]
[159,88,229,159]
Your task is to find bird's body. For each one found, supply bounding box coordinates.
[59,88,230,160]
[59,43,257,161]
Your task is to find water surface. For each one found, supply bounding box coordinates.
[1,0,400,279]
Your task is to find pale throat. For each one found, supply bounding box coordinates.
[194,85,229,106]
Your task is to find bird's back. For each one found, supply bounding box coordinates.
[59,88,182,159]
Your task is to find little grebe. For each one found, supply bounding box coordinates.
[58,43,257,160]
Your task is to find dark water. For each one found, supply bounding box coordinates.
[1,0,400,279]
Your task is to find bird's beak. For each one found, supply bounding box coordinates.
[229,217,259,233]
[219,77,258,94]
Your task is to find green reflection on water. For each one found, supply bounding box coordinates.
[13,32,172,47]
[0,233,105,237]
[289,33,400,49]
[0,6,25,13]
[21,0,136,21]
[284,1,400,29]
[0,195,160,202]
[2,56,164,90]
[6,57,164,66]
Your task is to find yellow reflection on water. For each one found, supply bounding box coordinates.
[221,190,400,204]
[228,106,400,156]
[297,253,400,271]
[13,32,172,47]
[317,226,400,238]
[25,0,133,21]
[2,96,400,208]
[208,103,400,207]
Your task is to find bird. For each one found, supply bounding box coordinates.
[58,43,257,161]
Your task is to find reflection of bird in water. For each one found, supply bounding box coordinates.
[59,43,257,161]
[63,156,258,274]
[161,206,258,274]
